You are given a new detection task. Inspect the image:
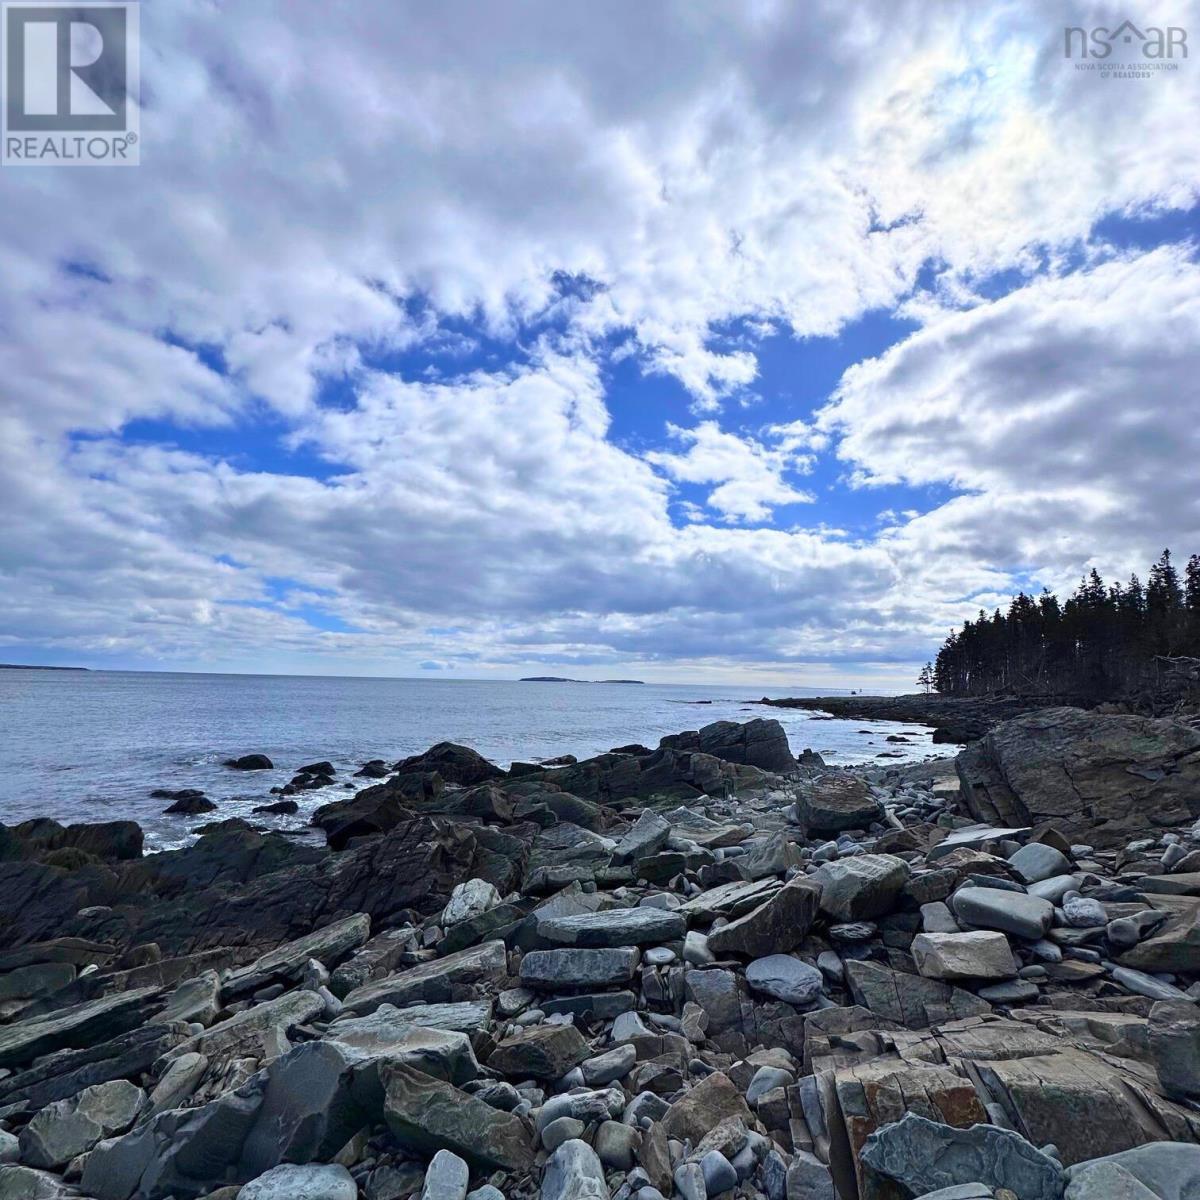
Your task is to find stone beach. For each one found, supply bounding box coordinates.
[2,706,1200,1199]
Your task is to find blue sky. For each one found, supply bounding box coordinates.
[2,2,1199,687]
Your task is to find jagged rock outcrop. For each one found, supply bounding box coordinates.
[957,707,1200,846]
[660,718,796,773]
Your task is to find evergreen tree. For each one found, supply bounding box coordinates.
[1147,548,1185,655]
[931,549,1197,699]
[1186,555,1200,649]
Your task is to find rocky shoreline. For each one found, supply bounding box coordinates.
[3,709,1200,1199]
[757,694,1086,744]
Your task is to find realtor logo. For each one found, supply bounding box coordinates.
[1064,19,1188,59]
[3,2,139,165]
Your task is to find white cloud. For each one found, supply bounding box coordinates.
[646,420,815,522]
[822,246,1200,591]
[1,3,1198,680]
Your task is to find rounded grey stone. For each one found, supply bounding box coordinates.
[745,955,823,1006]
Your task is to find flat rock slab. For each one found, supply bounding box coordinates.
[161,989,324,1065]
[1136,875,1200,896]
[679,878,781,921]
[342,940,508,1016]
[223,913,370,998]
[377,1000,494,1034]
[537,907,685,947]
[519,947,640,991]
[845,960,991,1029]
[928,825,1032,860]
[0,987,162,1070]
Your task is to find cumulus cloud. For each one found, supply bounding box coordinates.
[1,1,1198,681]
[821,246,1200,591]
[646,421,815,522]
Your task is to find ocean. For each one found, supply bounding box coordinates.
[0,670,951,848]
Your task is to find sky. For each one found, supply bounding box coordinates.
[1,1,1199,689]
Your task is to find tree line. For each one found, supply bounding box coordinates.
[924,549,1200,700]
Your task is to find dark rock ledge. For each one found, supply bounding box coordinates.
[1,710,1200,1199]
[757,692,1084,743]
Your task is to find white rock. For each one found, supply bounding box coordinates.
[442,879,501,927]
[421,1149,470,1200]
[238,1163,357,1200]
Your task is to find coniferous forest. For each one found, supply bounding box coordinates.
[930,550,1200,700]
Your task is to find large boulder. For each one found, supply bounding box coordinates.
[238,1164,356,1200]
[1064,1143,1200,1200]
[82,816,516,959]
[795,773,885,834]
[957,707,1200,848]
[661,718,795,773]
[661,1072,751,1144]
[487,1024,589,1080]
[1120,909,1200,974]
[381,1062,533,1172]
[812,854,910,921]
[225,754,274,770]
[311,780,440,849]
[609,811,671,865]
[911,931,1018,981]
[541,1139,607,1200]
[0,1166,82,1198]
[19,1079,144,1168]
[951,886,1054,940]
[1148,1002,1200,1101]
[322,1010,480,1088]
[8,818,143,862]
[393,743,505,786]
[861,1112,1064,1200]
[744,955,824,1006]
[705,878,822,958]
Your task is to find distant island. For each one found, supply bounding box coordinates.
[0,663,88,671]
[519,676,645,684]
